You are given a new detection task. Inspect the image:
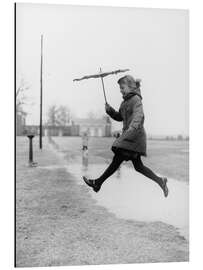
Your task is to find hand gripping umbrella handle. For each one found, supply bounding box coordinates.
[100,68,107,104]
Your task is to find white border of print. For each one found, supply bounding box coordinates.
[0,0,202,269]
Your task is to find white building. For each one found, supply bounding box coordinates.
[74,117,111,137]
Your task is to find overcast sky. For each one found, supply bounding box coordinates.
[16,3,189,136]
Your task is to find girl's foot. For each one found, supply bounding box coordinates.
[83,177,101,192]
[161,177,169,197]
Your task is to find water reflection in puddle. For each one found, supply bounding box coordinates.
[65,152,189,240]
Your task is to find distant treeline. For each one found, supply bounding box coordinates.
[148,135,189,141]
[112,131,189,141]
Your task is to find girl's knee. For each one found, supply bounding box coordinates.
[134,165,142,172]
[133,160,144,172]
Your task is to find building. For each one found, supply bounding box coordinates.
[18,116,112,137]
[74,116,112,137]
[23,124,79,137]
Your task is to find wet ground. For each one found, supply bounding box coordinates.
[16,137,189,266]
[48,137,189,241]
[63,153,188,240]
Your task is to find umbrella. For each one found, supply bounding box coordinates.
[73,68,130,103]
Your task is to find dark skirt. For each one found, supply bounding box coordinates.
[111,146,146,161]
[111,127,147,158]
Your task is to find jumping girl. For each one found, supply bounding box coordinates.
[83,75,169,197]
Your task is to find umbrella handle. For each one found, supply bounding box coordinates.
[100,68,107,104]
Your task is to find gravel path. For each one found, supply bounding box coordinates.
[16,137,189,267]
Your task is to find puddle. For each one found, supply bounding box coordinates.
[47,141,189,241]
[37,165,66,170]
[63,153,189,241]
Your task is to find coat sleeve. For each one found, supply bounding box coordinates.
[129,97,144,129]
[106,105,123,122]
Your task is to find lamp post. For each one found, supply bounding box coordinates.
[39,34,43,149]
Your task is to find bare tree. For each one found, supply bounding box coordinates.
[47,105,75,126]
[87,111,97,119]
[102,114,111,124]
[47,105,59,126]
[16,78,30,114]
[57,105,71,126]
[86,109,104,119]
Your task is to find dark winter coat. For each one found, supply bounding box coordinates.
[106,89,147,159]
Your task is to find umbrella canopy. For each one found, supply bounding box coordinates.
[73,69,130,82]
[73,68,130,104]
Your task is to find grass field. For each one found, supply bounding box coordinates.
[51,136,189,182]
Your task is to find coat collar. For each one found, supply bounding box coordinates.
[122,90,142,101]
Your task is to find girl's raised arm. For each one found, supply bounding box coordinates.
[105,103,123,122]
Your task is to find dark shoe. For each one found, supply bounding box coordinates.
[83,177,101,192]
[162,177,169,197]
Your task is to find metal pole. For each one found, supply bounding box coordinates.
[99,68,107,104]
[29,136,33,163]
[27,135,37,167]
[27,135,34,164]
[39,34,43,149]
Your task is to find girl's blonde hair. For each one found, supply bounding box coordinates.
[117,75,141,90]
